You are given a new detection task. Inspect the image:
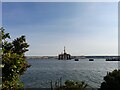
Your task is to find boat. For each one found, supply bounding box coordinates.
[106,58,120,61]
[89,58,94,61]
[75,59,79,61]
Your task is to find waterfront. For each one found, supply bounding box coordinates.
[21,59,118,88]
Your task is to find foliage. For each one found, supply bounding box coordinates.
[99,69,120,90]
[1,27,30,89]
[55,80,88,90]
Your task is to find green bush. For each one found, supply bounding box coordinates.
[99,69,120,90]
[56,80,88,90]
[1,27,30,89]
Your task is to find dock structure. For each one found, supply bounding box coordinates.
[58,47,71,60]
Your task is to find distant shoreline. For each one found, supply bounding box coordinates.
[26,56,119,59]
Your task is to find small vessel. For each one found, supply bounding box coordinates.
[89,58,94,61]
[75,59,79,61]
[106,58,120,61]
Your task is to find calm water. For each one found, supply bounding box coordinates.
[21,59,118,88]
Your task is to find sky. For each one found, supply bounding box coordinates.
[1,0,119,2]
[0,2,1,27]
[2,2,118,56]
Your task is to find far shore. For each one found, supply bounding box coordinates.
[26,56,119,60]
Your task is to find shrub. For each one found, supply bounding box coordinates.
[56,80,88,90]
[99,69,120,90]
[1,27,30,89]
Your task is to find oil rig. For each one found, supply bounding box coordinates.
[58,46,71,60]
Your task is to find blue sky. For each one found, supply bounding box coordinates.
[0,2,1,27]
[2,2,118,56]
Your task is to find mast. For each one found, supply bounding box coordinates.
[64,46,66,53]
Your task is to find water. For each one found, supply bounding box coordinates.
[21,59,118,88]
